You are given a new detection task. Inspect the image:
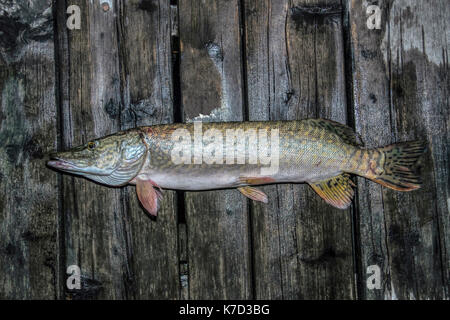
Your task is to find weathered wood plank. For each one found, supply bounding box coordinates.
[55,0,132,299]
[343,0,392,300]
[178,0,252,299]
[0,0,58,299]
[116,0,179,299]
[346,0,449,299]
[244,0,355,299]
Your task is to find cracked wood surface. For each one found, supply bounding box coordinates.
[178,0,252,299]
[346,0,449,299]
[244,0,355,299]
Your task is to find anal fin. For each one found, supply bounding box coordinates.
[308,173,355,209]
[238,186,269,203]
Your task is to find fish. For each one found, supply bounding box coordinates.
[47,119,426,215]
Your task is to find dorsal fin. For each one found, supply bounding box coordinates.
[308,173,355,209]
[312,119,363,146]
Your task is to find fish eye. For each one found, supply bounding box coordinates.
[87,141,96,150]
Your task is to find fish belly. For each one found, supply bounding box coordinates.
[142,149,347,191]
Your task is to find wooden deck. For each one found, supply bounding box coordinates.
[0,0,448,299]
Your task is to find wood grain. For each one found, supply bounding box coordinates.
[0,0,58,299]
[116,0,179,299]
[178,0,252,299]
[244,0,355,299]
[346,0,449,299]
[55,0,131,299]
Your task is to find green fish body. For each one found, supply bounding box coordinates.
[48,119,426,215]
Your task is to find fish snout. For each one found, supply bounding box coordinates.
[47,152,78,171]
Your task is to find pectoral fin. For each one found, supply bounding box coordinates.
[308,173,355,209]
[238,186,269,203]
[136,178,163,216]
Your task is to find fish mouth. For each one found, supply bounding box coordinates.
[47,156,112,176]
[47,157,82,173]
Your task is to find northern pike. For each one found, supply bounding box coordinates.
[47,119,426,215]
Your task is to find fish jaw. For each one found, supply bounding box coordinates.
[47,154,112,176]
[47,158,79,172]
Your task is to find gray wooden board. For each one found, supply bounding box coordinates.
[116,0,179,299]
[54,0,181,299]
[244,0,355,299]
[56,0,135,299]
[0,0,58,299]
[343,0,394,300]
[178,0,252,299]
[346,0,449,299]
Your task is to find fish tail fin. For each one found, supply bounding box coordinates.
[369,140,427,191]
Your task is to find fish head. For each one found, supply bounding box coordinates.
[47,130,147,186]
